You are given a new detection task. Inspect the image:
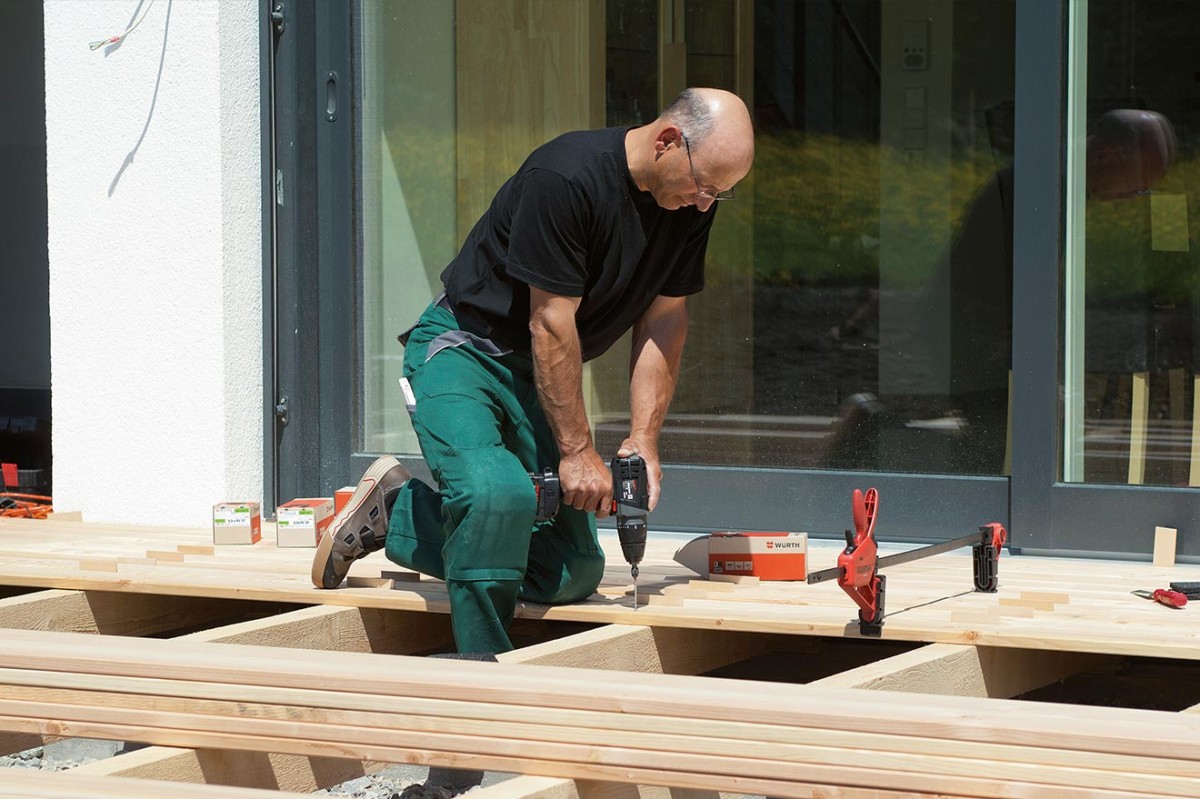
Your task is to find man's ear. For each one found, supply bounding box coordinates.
[654,125,683,152]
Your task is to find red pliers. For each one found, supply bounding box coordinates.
[1132,588,1188,608]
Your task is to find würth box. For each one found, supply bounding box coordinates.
[276,498,335,548]
[212,502,262,545]
[708,532,808,580]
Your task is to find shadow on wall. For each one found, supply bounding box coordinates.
[106,0,173,196]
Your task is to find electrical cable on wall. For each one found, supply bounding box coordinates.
[89,0,156,51]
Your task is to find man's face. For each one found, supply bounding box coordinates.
[651,130,741,212]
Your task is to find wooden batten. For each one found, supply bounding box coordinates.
[0,769,313,798]
[2,631,1199,798]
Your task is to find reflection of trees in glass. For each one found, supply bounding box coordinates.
[752,129,996,289]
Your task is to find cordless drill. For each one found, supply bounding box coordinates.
[530,454,650,609]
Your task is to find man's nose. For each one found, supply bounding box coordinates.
[695,195,716,212]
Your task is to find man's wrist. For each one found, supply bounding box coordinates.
[557,435,594,458]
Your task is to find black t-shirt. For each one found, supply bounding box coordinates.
[440,126,715,361]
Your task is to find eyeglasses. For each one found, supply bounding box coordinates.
[681,131,736,201]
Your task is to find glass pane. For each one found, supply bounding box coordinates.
[607,0,658,126]
[358,1,1017,477]
[1063,1,1194,486]
[600,1,1017,474]
[359,2,459,455]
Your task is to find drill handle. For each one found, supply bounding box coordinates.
[611,454,650,512]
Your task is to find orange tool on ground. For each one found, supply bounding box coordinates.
[0,463,52,519]
[1132,588,1188,608]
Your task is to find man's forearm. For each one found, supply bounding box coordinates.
[628,302,688,445]
[530,303,592,457]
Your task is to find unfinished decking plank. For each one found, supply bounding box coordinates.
[1,633,1199,786]
[0,769,312,798]
[7,629,1187,738]
[3,518,1200,662]
[14,663,1185,775]
[0,706,1189,799]
[7,652,1190,782]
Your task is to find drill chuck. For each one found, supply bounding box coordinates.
[617,519,647,576]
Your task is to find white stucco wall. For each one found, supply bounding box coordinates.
[45,0,263,526]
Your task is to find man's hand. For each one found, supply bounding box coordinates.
[617,438,662,511]
[558,447,614,519]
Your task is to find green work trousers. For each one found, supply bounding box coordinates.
[386,301,606,654]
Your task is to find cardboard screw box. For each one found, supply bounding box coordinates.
[708,532,808,580]
[276,497,335,548]
[212,502,262,545]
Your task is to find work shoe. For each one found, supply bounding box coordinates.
[311,455,411,589]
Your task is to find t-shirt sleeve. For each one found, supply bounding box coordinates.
[659,204,718,297]
[505,169,591,297]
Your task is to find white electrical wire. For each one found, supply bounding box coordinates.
[89,0,157,51]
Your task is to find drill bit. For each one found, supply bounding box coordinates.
[631,565,639,610]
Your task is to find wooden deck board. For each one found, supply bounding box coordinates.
[2,517,1199,660]
[1,630,1199,798]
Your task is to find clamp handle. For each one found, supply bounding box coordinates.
[839,487,883,635]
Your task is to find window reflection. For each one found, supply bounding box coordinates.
[1064,0,1196,487]
[360,1,1022,476]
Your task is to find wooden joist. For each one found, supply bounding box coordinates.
[0,630,1197,798]
[811,643,1116,697]
[0,587,298,637]
[67,745,374,794]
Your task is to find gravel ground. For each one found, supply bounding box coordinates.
[0,742,115,772]
[311,764,516,798]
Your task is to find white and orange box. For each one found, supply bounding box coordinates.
[334,485,356,515]
[276,497,335,548]
[212,501,262,545]
[708,532,808,580]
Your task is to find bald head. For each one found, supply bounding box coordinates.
[1087,109,1177,200]
[626,88,755,211]
[661,88,755,176]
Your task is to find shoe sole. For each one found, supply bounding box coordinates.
[311,455,405,589]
